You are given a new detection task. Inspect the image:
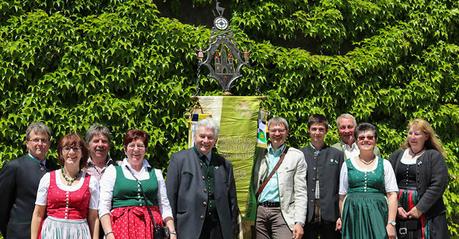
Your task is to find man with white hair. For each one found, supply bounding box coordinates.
[332,113,380,159]
[166,118,239,239]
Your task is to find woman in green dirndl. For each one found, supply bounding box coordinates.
[337,123,398,239]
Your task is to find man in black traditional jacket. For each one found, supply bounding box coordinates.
[0,122,58,239]
[301,114,344,239]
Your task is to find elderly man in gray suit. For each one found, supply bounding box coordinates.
[255,117,307,239]
[166,118,239,239]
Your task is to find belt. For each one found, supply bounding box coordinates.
[258,201,280,207]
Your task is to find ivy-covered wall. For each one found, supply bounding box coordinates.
[0,0,458,236]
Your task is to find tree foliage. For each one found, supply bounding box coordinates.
[0,0,458,235]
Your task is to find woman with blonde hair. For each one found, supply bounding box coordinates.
[388,119,449,238]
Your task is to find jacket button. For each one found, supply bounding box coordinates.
[203,201,207,206]
[200,215,205,219]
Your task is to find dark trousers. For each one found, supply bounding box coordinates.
[303,221,340,239]
[199,215,223,239]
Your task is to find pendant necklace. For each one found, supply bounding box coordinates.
[410,148,424,157]
[62,168,80,186]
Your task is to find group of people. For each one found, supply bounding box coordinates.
[0,119,238,239]
[254,114,449,239]
[0,113,450,239]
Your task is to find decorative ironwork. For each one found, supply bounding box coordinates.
[196,1,249,94]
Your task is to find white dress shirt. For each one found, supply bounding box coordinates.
[343,142,360,160]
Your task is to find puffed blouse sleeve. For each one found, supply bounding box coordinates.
[98,165,117,217]
[155,169,173,220]
[35,172,51,206]
[339,163,348,195]
[383,159,399,193]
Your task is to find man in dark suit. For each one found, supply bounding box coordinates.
[166,118,239,239]
[301,114,344,239]
[0,122,57,239]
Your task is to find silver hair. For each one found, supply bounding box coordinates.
[268,117,289,131]
[196,118,219,138]
[85,123,111,143]
[336,113,357,128]
[26,122,51,141]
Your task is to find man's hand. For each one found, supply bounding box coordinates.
[292,223,304,239]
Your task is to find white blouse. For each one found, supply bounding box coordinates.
[339,156,398,195]
[35,170,100,209]
[98,158,173,220]
[400,148,424,165]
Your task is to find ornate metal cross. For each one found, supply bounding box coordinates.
[196,1,249,94]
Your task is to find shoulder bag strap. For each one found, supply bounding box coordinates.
[125,166,158,230]
[256,147,289,198]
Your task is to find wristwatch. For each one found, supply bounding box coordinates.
[388,220,396,226]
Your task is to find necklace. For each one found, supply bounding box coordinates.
[410,148,424,157]
[62,168,80,186]
[359,157,375,165]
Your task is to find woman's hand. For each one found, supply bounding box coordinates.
[407,206,423,219]
[397,207,409,219]
[105,232,115,239]
[386,224,396,239]
[335,218,342,231]
[164,217,176,239]
[31,205,46,239]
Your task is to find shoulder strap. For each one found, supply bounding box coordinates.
[124,165,158,229]
[256,147,289,198]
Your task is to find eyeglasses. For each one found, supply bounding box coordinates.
[127,143,146,149]
[357,135,375,141]
[269,129,287,133]
[29,138,49,144]
[408,131,426,137]
[63,146,81,152]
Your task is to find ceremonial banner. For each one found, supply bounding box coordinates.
[188,96,263,222]
[244,110,269,222]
